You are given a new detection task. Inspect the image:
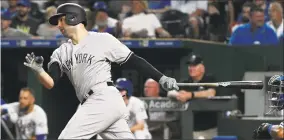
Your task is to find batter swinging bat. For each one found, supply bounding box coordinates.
[176,81,263,89]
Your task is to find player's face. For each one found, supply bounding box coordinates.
[119,90,128,101]
[19,90,33,109]
[144,82,159,97]
[57,16,76,38]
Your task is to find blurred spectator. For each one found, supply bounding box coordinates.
[175,53,218,139]
[144,78,161,98]
[119,4,132,21]
[206,2,226,41]
[29,0,45,11]
[171,1,208,39]
[92,2,118,29]
[36,6,61,39]
[107,0,132,21]
[267,1,283,39]
[84,8,94,31]
[143,78,166,139]
[253,0,270,22]
[232,2,252,33]
[122,0,171,39]
[171,1,207,16]
[229,6,278,45]
[1,0,18,17]
[159,9,189,38]
[1,1,9,10]
[10,0,40,36]
[1,10,32,39]
[226,0,235,34]
[91,1,118,36]
[42,0,57,9]
[28,1,45,24]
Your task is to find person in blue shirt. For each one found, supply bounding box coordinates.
[229,5,278,45]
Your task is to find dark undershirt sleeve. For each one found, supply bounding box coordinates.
[122,53,164,82]
[47,62,61,84]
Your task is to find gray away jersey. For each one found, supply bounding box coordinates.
[47,32,132,102]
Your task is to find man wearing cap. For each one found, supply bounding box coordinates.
[92,2,118,29]
[91,1,118,36]
[10,0,40,36]
[1,10,32,39]
[174,53,218,139]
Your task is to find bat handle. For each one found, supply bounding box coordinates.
[35,56,43,63]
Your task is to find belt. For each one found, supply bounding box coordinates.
[81,82,114,105]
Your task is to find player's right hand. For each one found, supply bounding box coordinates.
[23,52,44,73]
[159,75,179,91]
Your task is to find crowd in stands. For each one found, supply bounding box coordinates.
[1,0,283,45]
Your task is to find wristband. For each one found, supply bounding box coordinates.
[34,67,45,74]
[267,124,273,134]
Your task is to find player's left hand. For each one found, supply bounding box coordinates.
[23,52,44,73]
[253,123,272,139]
[159,75,179,91]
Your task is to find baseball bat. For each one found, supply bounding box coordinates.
[176,81,263,89]
[1,118,15,139]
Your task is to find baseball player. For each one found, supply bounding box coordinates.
[23,3,178,139]
[1,87,48,140]
[253,75,284,140]
[116,78,152,139]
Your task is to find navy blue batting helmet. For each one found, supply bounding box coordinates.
[115,78,133,96]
